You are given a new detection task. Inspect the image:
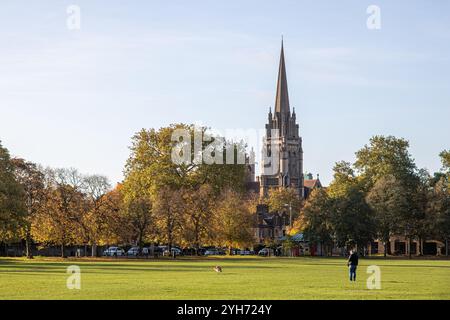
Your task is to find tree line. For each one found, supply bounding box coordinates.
[0,124,257,258]
[295,136,450,257]
[1,128,449,258]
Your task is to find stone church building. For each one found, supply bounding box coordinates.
[247,41,322,244]
[259,40,304,198]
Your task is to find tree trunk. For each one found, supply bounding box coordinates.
[195,224,200,256]
[419,237,422,256]
[167,227,173,252]
[92,244,97,257]
[61,244,65,258]
[446,239,448,257]
[409,238,412,259]
[138,232,144,252]
[384,242,387,258]
[25,231,33,259]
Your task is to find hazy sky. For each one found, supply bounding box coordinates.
[1,1,449,185]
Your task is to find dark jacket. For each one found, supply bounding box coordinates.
[348,253,359,266]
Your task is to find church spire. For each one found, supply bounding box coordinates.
[274,38,290,114]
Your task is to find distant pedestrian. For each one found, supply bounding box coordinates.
[347,250,359,282]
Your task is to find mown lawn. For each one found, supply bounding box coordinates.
[0,256,449,300]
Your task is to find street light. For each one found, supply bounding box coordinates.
[284,203,292,228]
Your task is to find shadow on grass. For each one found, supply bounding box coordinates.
[0,260,281,274]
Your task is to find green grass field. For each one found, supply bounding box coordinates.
[0,256,449,300]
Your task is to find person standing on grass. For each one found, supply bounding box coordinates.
[347,250,359,282]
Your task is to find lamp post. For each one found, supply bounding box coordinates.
[284,203,293,228]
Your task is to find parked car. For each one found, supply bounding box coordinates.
[204,249,220,256]
[127,247,150,256]
[239,250,255,256]
[258,248,274,257]
[103,247,125,257]
[127,247,139,256]
[162,247,182,256]
[183,247,206,256]
[228,248,239,255]
[153,246,163,255]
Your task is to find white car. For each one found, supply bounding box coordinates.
[258,248,274,257]
[103,247,125,257]
[204,249,220,256]
[127,247,139,256]
[163,247,182,256]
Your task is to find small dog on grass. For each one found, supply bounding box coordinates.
[214,266,223,273]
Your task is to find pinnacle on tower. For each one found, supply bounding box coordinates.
[274,39,290,114]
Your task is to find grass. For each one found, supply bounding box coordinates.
[0,256,449,300]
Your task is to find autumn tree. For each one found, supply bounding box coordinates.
[121,196,154,251]
[153,187,184,250]
[181,184,215,253]
[212,189,254,254]
[97,185,125,246]
[82,174,112,256]
[440,150,450,173]
[122,124,251,249]
[124,124,248,193]
[32,168,84,257]
[265,187,302,227]
[11,159,45,258]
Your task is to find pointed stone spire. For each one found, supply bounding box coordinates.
[274,38,290,114]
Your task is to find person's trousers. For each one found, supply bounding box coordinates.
[349,265,357,281]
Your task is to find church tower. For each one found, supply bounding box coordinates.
[260,40,304,197]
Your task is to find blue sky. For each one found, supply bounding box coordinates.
[0,0,449,185]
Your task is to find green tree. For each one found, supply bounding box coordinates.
[328,162,376,254]
[300,188,334,256]
[427,176,450,256]
[354,135,424,254]
[355,135,418,190]
[0,142,25,245]
[366,175,408,257]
